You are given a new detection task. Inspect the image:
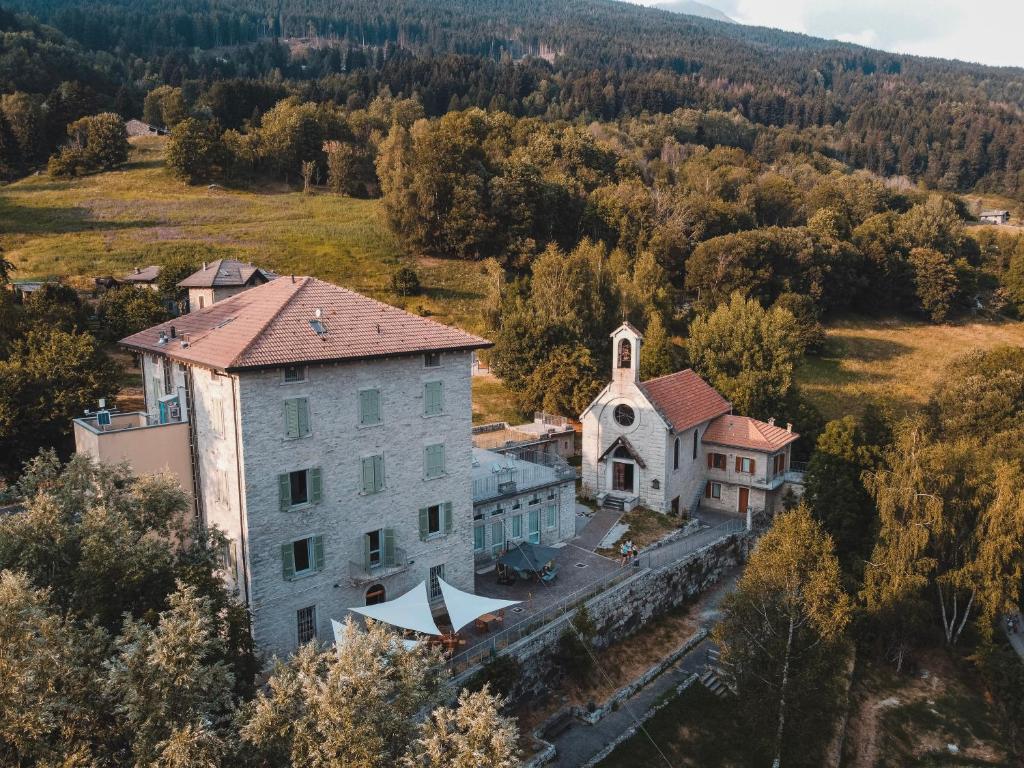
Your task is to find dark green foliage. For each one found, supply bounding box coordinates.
[555,604,597,685]
[391,266,421,297]
[0,328,121,478]
[96,286,171,341]
[166,117,228,183]
[467,651,522,700]
[908,247,960,322]
[804,416,883,575]
[48,112,128,177]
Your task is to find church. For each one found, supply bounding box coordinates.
[579,323,801,518]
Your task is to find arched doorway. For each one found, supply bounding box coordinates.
[365,584,386,606]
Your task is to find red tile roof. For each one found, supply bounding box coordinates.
[120,276,491,371]
[638,369,731,433]
[702,414,799,452]
[177,258,276,288]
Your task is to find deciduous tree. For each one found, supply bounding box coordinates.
[714,507,851,767]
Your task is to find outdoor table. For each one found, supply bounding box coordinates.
[474,613,500,632]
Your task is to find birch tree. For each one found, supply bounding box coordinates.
[714,506,851,767]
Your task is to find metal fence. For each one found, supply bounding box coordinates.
[448,517,746,676]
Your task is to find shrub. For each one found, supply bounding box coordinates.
[391,266,421,296]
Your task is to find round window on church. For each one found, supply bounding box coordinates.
[614,404,635,427]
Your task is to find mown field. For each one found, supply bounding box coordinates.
[796,318,1024,422]
[4,137,1023,427]
[0,136,492,334]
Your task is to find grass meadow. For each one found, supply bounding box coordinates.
[3,136,1023,424]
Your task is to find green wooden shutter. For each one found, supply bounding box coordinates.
[424,382,443,415]
[313,535,325,571]
[281,543,295,580]
[297,398,310,436]
[309,467,322,503]
[363,533,371,570]
[372,455,384,491]
[285,399,299,438]
[359,390,369,425]
[436,445,445,475]
[361,457,374,494]
[278,473,291,511]
[419,507,428,540]
[443,501,453,533]
[383,528,395,567]
[359,389,380,426]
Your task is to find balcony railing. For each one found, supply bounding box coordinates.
[348,546,410,585]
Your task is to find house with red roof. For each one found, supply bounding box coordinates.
[74,276,492,655]
[580,323,801,519]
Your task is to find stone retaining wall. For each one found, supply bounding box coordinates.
[458,532,749,703]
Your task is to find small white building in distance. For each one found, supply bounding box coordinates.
[74,276,491,656]
[178,258,277,311]
[580,322,801,518]
[979,210,1010,225]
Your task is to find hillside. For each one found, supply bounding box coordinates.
[0,136,491,333]
[6,0,1024,199]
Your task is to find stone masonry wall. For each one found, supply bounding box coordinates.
[460,532,750,703]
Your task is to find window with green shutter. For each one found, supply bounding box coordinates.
[284,397,311,438]
[424,443,445,478]
[279,468,321,509]
[359,388,381,426]
[361,455,384,494]
[546,504,557,530]
[282,536,324,580]
[423,381,443,416]
[511,514,522,539]
[528,510,540,544]
[420,503,450,539]
[473,524,485,551]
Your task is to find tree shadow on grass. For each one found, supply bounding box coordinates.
[0,198,160,236]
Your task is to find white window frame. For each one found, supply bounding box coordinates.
[710,482,722,500]
[292,537,315,577]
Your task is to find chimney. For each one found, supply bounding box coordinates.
[134,266,140,274]
[169,325,176,339]
[767,417,775,426]
[786,423,792,432]
[202,261,207,270]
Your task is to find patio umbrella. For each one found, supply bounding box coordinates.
[497,542,560,575]
[438,578,519,633]
[347,581,442,636]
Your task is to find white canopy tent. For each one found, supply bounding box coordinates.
[347,581,442,636]
[340,579,520,640]
[438,578,519,632]
[332,618,419,651]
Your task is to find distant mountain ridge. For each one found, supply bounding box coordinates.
[647,0,733,24]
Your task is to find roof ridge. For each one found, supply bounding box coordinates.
[639,367,696,386]
[228,277,307,367]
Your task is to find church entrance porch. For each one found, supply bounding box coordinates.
[612,460,634,493]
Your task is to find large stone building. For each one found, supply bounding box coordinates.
[580,322,801,518]
[178,258,276,311]
[75,276,490,655]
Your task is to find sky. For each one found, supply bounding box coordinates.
[638,0,1024,68]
